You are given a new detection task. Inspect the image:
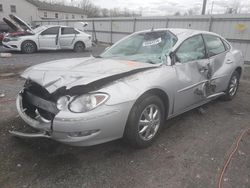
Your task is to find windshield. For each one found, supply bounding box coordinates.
[101,30,177,64]
[33,26,47,33]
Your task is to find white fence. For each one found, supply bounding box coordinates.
[33,14,250,63]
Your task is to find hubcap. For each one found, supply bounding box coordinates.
[24,43,34,53]
[76,43,83,51]
[138,104,161,141]
[229,75,238,96]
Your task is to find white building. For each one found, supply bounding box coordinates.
[0,0,87,23]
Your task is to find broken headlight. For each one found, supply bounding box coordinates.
[68,93,109,113]
[7,37,20,42]
[57,96,70,111]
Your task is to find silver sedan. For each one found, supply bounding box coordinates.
[10,28,244,148]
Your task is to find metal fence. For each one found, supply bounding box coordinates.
[33,14,250,62]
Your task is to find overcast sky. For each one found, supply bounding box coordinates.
[66,0,250,16]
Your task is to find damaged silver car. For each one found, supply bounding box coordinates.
[10,29,244,148]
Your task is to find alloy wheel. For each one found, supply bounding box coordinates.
[138,104,161,141]
[229,75,238,96]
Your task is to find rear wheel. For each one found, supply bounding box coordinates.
[74,41,85,52]
[221,70,240,101]
[21,41,37,54]
[123,94,165,148]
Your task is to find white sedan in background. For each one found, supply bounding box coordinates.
[2,24,92,53]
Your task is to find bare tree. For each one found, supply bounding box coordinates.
[38,0,141,18]
[101,8,109,17]
[174,12,181,16]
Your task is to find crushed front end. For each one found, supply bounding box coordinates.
[10,80,57,138]
[10,79,131,146]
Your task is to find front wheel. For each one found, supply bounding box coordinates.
[221,71,240,101]
[123,94,165,148]
[21,41,37,54]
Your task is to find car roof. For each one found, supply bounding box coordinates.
[43,25,73,28]
[135,28,220,40]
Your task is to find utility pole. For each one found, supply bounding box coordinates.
[211,1,214,14]
[201,0,207,15]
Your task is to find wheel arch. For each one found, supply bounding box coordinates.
[235,66,242,78]
[135,88,170,120]
[21,40,38,50]
[74,40,86,47]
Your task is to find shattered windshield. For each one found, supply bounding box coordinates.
[101,30,177,64]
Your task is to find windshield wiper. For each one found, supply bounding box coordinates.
[146,60,156,64]
[94,55,102,58]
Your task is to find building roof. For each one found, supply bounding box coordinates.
[26,0,85,15]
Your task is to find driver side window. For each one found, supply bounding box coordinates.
[176,35,206,63]
[41,27,59,35]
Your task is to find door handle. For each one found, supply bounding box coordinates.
[226,59,233,64]
[199,66,208,73]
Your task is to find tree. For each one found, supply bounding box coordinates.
[174,12,181,16]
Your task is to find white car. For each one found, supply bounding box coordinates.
[2,15,92,53]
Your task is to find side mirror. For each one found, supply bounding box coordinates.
[166,55,172,66]
[166,52,176,66]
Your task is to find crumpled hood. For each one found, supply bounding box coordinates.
[22,57,159,93]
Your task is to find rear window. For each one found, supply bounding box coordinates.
[203,35,226,57]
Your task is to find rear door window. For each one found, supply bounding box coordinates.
[61,27,79,35]
[203,35,226,57]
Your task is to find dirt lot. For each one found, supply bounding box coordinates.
[0,46,250,188]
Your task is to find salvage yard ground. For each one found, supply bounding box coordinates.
[0,45,250,188]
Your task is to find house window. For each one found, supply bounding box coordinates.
[55,13,58,19]
[81,15,84,19]
[72,14,75,19]
[0,4,3,12]
[10,5,16,13]
[65,14,68,19]
[44,12,47,18]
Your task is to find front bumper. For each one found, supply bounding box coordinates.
[84,39,92,48]
[11,93,133,146]
[2,41,21,51]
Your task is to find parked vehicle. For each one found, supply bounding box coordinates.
[1,15,33,44]
[10,29,244,148]
[2,15,92,53]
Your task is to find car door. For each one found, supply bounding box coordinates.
[59,27,77,49]
[202,34,230,93]
[38,26,60,50]
[173,34,211,114]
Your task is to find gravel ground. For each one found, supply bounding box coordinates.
[0,45,106,73]
[0,45,250,188]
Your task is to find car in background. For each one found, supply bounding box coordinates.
[10,28,244,148]
[2,15,92,53]
[0,14,33,44]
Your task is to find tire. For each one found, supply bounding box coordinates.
[123,94,165,148]
[74,41,85,52]
[221,70,240,101]
[21,41,37,54]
